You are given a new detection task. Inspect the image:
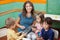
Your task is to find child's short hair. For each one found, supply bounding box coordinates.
[44,17,53,25]
[31,25,37,29]
[5,18,15,28]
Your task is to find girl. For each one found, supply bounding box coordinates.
[32,13,44,36]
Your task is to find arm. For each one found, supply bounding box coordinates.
[7,29,26,40]
[48,32,54,40]
[16,17,25,29]
[16,32,22,36]
[7,29,18,40]
[17,33,26,40]
[16,17,21,28]
[40,29,44,40]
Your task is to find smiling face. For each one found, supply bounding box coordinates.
[43,21,49,30]
[43,17,52,30]
[36,16,41,23]
[25,3,32,13]
[22,1,34,17]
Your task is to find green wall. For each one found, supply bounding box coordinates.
[47,0,60,28]
[47,0,60,15]
[0,2,60,28]
[0,12,20,28]
[0,2,46,13]
[0,2,46,28]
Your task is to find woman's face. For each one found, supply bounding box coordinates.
[25,3,32,13]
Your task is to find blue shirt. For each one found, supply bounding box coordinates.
[41,28,54,40]
[18,13,35,32]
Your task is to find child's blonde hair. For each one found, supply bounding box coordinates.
[5,18,15,28]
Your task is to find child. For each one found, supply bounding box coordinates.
[6,18,26,40]
[32,13,44,36]
[27,26,37,40]
[41,17,54,40]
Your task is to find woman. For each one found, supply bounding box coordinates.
[16,1,35,32]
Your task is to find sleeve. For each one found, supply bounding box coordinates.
[11,30,18,39]
[48,31,54,40]
[41,29,44,37]
[18,13,22,18]
[7,31,11,40]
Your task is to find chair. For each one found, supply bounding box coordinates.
[52,29,59,40]
[0,28,7,40]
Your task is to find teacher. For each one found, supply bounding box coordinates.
[16,1,35,32]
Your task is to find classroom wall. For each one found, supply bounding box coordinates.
[0,0,60,28]
[0,0,46,28]
[47,0,60,28]
[0,2,46,13]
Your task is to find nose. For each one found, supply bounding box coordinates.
[27,6,30,9]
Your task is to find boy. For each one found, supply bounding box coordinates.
[6,18,26,40]
[41,17,54,40]
[27,26,37,40]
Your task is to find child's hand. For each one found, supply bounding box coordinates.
[36,37,44,40]
[40,37,44,40]
[22,32,27,36]
[23,33,27,36]
[36,30,39,32]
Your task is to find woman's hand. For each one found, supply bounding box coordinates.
[20,26,25,29]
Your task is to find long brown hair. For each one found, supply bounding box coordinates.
[22,1,34,17]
